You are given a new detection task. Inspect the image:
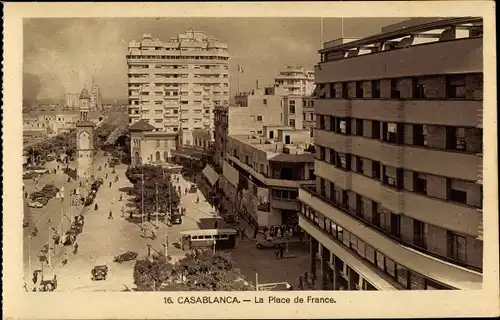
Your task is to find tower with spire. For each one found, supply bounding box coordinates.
[76,85,95,183]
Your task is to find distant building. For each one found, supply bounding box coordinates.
[274,65,315,96]
[64,92,80,109]
[90,84,103,111]
[126,30,229,150]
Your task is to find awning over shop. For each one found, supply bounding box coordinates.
[202,165,220,187]
[171,150,203,161]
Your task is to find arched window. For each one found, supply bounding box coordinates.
[156,151,161,162]
[135,152,140,165]
[164,151,169,162]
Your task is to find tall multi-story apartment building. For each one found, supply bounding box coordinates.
[64,92,81,110]
[299,18,483,291]
[274,65,315,96]
[126,31,229,158]
[90,84,103,111]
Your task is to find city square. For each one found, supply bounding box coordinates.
[20,16,484,293]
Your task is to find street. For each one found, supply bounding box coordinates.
[23,157,311,291]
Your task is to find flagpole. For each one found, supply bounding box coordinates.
[320,17,324,49]
[341,18,344,38]
[237,65,240,94]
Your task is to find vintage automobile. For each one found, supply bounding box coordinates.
[91,260,108,281]
[113,251,138,263]
[27,201,44,208]
[33,270,58,292]
[170,213,182,225]
[188,184,198,193]
[256,238,285,249]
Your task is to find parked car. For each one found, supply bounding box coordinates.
[256,238,285,249]
[27,201,44,208]
[91,260,108,281]
[170,213,182,225]
[113,251,138,263]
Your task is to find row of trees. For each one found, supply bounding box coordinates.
[24,122,126,164]
[133,250,253,291]
[125,165,180,215]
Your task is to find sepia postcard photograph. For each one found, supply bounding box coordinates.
[2,1,499,319]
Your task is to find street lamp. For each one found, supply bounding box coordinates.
[28,235,32,291]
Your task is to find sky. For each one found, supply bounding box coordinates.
[23,17,408,103]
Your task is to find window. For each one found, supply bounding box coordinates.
[289,104,295,114]
[341,83,348,98]
[371,120,381,139]
[355,157,364,174]
[372,80,381,98]
[269,130,274,139]
[410,272,426,290]
[413,219,426,248]
[390,79,400,98]
[396,265,409,288]
[447,231,467,262]
[289,119,295,127]
[319,147,325,161]
[284,135,291,144]
[329,116,336,132]
[413,173,427,195]
[372,161,381,179]
[390,213,401,237]
[446,75,466,99]
[303,113,306,121]
[382,165,397,187]
[329,83,336,98]
[376,251,385,271]
[448,179,468,204]
[385,257,396,278]
[256,115,263,122]
[263,99,267,105]
[413,124,428,146]
[338,119,347,134]
[413,78,426,99]
[355,119,364,136]
[385,122,397,142]
[319,115,325,130]
[355,81,363,98]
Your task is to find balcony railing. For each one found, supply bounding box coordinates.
[300,185,483,274]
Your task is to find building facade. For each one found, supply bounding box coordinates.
[129,120,178,166]
[126,31,229,155]
[299,18,483,291]
[220,127,315,227]
[64,92,81,110]
[76,88,95,182]
[274,65,315,96]
[90,84,103,111]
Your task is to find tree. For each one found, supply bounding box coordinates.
[133,255,174,291]
[125,165,180,214]
[133,250,253,291]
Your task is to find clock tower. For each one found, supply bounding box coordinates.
[76,87,95,182]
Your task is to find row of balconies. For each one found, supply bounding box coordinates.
[298,186,483,290]
[315,99,482,128]
[227,154,315,188]
[314,159,482,238]
[314,129,480,182]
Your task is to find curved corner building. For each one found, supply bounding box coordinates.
[298,17,483,290]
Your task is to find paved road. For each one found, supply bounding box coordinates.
[24,162,312,291]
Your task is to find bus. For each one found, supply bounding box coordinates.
[179,229,237,250]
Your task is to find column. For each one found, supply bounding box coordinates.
[321,246,330,290]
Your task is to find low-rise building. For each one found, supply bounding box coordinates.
[220,126,315,227]
[129,119,178,166]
